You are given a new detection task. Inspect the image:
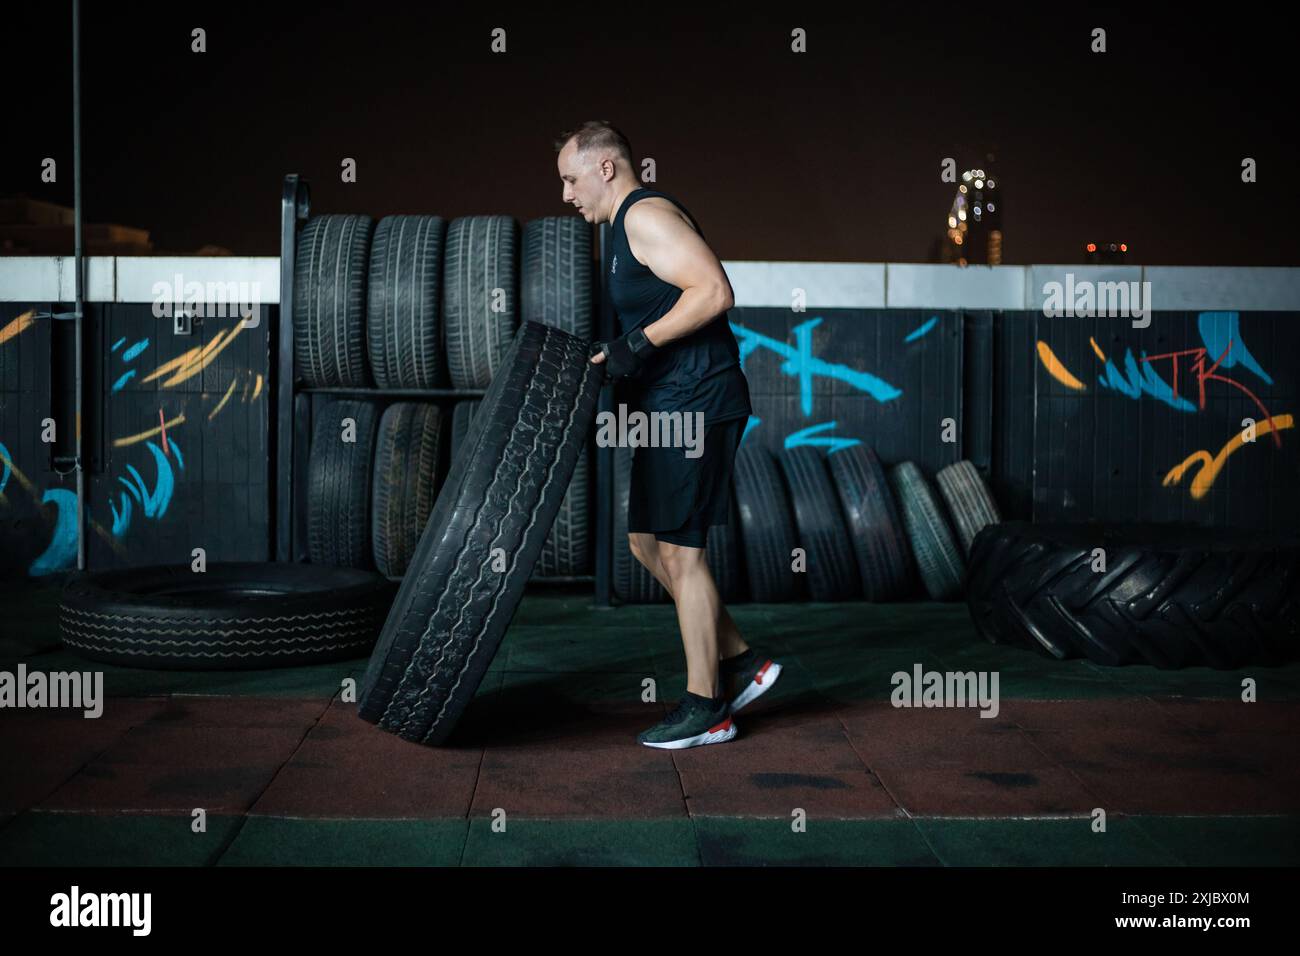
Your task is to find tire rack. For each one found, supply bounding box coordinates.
[272,174,615,605]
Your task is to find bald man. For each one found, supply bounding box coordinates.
[555,120,784,749]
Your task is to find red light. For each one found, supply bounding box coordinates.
[1086,243,1096,252]
[1120,243,1127,252]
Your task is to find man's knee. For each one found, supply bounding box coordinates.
[657,540,704,583]
[628,532,655,567]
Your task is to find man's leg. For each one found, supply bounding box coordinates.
[656,540,729,698]
[630,533,749,662]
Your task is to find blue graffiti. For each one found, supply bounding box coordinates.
[1198,311,1271,384]
[0,441,11,496]
[905,316,939,342]
[783,422,862,453]
[109,492,132,536]
[114,439,183,527]
[741,415,761,445]
[111,370,137,392]
[29,488,79,576]
[730,318,903,417]
[111,336,126,352]
[122,338,149,362]
[1098,350,1197,411]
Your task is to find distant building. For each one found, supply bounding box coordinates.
[0,195,230,256]
[938,164,1002,265]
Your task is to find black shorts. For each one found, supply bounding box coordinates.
[626,416,746,549]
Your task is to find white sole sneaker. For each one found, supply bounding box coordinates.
[728,660,783,714]
[639,714,739,749]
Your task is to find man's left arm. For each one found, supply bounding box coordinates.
[627,205,735,348]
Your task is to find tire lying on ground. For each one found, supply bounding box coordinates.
[372,402,446,579]
[965,522,1300,669]
[778,447,860,601]
[443,215,519,389]
[308,399,381,570]
[888,462,965,601]
[367,215,447,388]
[59,563,396,670]
[827,445,913,601]
[935,460,1001,556]
[295,214,374,387]
[613,444,670,603]
[359,321,602,744]
[733,444,804,602]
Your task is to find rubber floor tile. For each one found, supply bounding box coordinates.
[216,817,467,866]
[995,697,1188,732]
[680,769,901,818]
[461,817,700,866]
[693,816,939,866]
[1022,728,1292,775]
[469,768,686,818]
[837,700,1025,760]
[912,817,1182,866]
[0,700,168,812]
[0,811,241,866]
[1060,765,1299,815]
[669,710,867,773]
[874,765,1104,816]
[479,708,679,773]
[143,696,330,728]
[1148,699,1300,734]
[36,724,307,813]
[1129,815,1300,866]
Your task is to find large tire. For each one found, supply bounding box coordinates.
[707,493,746,603]
[936,460,1001,556]
[888,462,964,601]
[367,215,447,388]
[965,522,1300,669]
[522,216,592,339]
[59,563,396,670]
[733,444,804,602]
[358,322,602,744]
[613,445,670,603]
[778,447,860,601]
[449,399,481,465]
[827,445,913,601]
[372,402,446,579]
[443,215,519,389]
[532,444,590,578]
[308,399,381,570]
[294,214,374,387]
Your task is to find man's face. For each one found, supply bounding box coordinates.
[557,139,602,222]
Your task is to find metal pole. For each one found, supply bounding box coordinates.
[72,0,85,571]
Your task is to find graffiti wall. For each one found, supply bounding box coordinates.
[0,302,270,580]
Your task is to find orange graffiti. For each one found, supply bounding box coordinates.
[1035,341,1086,391]
[0,310,36,346]
[1163,414,1294,500]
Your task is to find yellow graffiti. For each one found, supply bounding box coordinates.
[209,379,239,420]
[1036,341,1087,391]
[113,413,187,448]
[141,322,246,388]
[252,373,263,400]
[1164,414,1294,500]
[0,310,36,346]
[1089,336,1106,362]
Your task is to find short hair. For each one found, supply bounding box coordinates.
[554,120,633,168]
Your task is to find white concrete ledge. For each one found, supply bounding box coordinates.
[2,256,1298,311]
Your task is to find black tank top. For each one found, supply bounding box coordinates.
[608,187,752,425]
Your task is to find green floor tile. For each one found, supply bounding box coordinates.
[0,811,242,866]
[1130,815,1300,866]
[913,816,1182,866]
[461,818,700,866]
[216,817,468,866]
[694,817,940,865]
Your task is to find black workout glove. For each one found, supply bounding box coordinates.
[590,327,659,381]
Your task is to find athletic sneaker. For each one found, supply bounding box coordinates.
[719,648,783,715]
[638,691,737,749]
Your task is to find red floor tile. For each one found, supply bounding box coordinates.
[469,768,686,818]
[680,769,901,818]
[670,711,867,773]
[874,765,1103,816]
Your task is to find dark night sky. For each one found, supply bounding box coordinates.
[6,3,1297,265]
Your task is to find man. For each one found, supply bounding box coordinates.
[555,120,783,749]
